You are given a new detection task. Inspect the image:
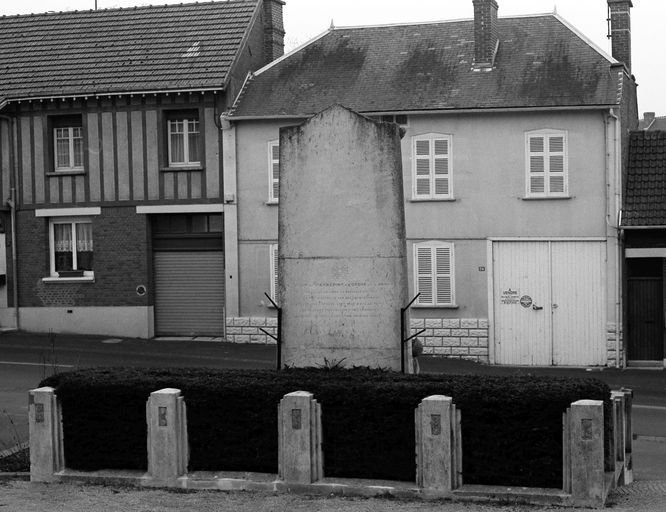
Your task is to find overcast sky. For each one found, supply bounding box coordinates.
[3,0,663,116]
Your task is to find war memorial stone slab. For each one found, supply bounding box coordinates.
[278,105,410,371]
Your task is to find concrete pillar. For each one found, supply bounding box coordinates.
[29,386,64,482]
[569,400,605,507]
[615,388,634,485]
[415,395,454,493]
[278,391,322,484]
[146,388,188,484]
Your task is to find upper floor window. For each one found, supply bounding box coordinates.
[268,141,279,203]
[49,218,94,278]
[373,114,409,128]
[526,130,568,198]
[53,116,84,172]
[414,241,455,307]
[166,111,201,168]
[412,133,452,200]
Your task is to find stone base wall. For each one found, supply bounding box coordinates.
[606,322,624,367]
[225,317,620,368]
[225,316,277,344]
[410,318,490,363]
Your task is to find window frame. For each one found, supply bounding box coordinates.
[164,109,202,169]
[269,243,278,302]
[268,140,280,204]
[373,114,409,129]
[48,217,94,279]
[51,115,85,173]
[411,133,453,200]
[413,241,456,307]
[525,129,569,198]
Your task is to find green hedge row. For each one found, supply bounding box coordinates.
[40,367,611,488]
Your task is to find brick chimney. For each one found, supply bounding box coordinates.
[263,0,285,64]
[643,112,656,130]
[472,0,499,69]
[607,0,632,72]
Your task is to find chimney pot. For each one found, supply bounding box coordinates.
[644,112,656,129]
[607,0,633,72]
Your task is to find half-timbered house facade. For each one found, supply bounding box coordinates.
[0,0,284,337]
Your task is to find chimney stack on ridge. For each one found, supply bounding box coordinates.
[472,0,499,70]
[607,0,633,73]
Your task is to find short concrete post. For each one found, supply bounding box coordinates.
[146,388,188,484]
[415,395,453,493]
[569,400,605,507]
[620,388,634,484]
[29,387,64,482]
[278,391,322,484]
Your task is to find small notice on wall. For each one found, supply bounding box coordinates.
[500,288,520,305]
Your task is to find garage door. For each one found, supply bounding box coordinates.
[492,241,606,366]
[154,251,225,336]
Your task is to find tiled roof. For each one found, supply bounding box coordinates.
[624,131,666,227]
[230,14,621,118]
[0,1,258,100]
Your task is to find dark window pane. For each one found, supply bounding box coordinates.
[191,214,208,233]
[170,215,187,233]
[208,214,223,232]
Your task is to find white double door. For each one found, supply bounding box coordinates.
[492,241,606,366]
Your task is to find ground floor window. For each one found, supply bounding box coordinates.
[49,218,94,277]
[414,241,455,306]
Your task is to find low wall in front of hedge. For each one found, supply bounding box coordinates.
[40,367,611,489]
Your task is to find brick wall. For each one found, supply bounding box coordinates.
[17,207,150,308]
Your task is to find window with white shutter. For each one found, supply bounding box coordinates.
[526,130,568,198]
[414,241,455,306]
[412,134,452,200]
[269,243,278,301]
[268,141,280,203]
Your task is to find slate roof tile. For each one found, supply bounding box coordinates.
[0,0,258,99]
[624,131,666,226]
[230,15,620,117]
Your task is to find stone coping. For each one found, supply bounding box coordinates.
[45,469,616,506]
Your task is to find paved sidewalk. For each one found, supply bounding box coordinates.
[0,479,665,512]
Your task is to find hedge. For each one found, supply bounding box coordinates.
[40,367,611,488]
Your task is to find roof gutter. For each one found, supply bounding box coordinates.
[5,86,226,104]
[228,104,620,121]
[619,224,666,230]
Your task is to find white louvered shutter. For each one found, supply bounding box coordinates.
[414,139,432,197]
[416,245,434,305]
[270,244,278,301]
[528,135,546,195]
[416,243,454,306]
[269,142,280,202]
[414,135,451,199]
[435,246,453,305]
[548,135,565,194]
[433,138,450,196]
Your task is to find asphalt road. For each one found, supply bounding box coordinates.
[1,331,665,480]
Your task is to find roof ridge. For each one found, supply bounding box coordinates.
[330,12,556,31]
[0,0,255,19]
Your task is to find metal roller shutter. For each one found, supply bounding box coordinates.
[154,251,225,336]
